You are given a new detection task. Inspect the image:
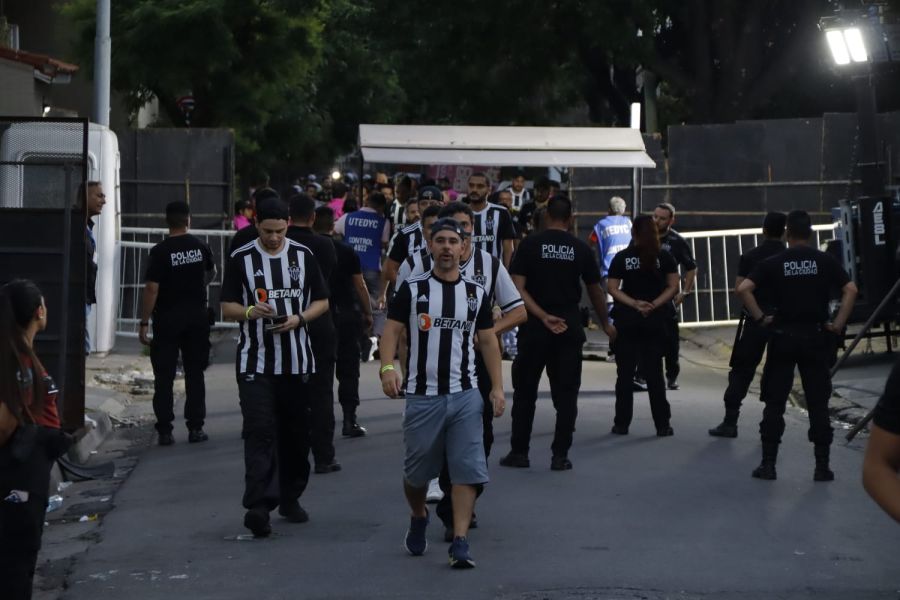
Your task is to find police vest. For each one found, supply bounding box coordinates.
[344,211,386,271]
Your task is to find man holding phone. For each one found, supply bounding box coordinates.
[221,198,330,537]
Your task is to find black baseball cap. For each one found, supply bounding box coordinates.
[418,185,443,202]
[430,217,468,239]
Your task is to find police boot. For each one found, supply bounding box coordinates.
[341,408,366,438]
[751,443,778,480]
[813,444,835,482]
[708,410,739,438]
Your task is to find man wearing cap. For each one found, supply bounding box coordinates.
[380,217,505,569]
[139,201,216,445]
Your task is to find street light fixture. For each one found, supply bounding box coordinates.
[825,27,869,65]
[331,169,342,181]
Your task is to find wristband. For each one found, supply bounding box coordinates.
[139,321,149,327]
[245,306,254,320]
[297,313,306,327]
[380,364,395,375]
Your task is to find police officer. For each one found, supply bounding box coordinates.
[287,194,342,473]
[607,215,680,436]
[863,357,900,522]
[709,212,786,438]
[313,206,373,437]
[139,201,215,445]
[653,203,697,390]
[738,210,857,481]
[500,196,616,470]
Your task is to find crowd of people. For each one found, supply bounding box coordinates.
[2,169,900,595]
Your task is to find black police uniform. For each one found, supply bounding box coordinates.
[286,226,339,470]
[874,359,900,435]
[145,234,215,436]
[608,246,678,433]
[508,228,601,461]
[329,236,366,428]
[711,238,785,435]
[748,245,849,476]
[658,229,697,384]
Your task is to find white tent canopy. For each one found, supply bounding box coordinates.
[358,124,656,169]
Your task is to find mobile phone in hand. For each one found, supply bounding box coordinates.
[264,315,288,331]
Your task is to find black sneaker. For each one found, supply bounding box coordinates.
[550,456,573,471]
[632,377,648,392]
[656,426,674,437]
[158,432,175,446]
[752,463,777,480]
[244,507,271,537]
[498,452,530,468]
[611,425,629,435]
[667,378,679,390]
[342,422,367,438]
[404,511,429,556]
[448,536,476,569]
[188,429,209,443]
[314,460,342,474]
[278,500,309,523]
[708,422,738,438]
[813,467,835,482]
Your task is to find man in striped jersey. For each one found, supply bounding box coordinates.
[466,173,515,268]
[380,218,505,569]
[220,198,330,538]
[395,205,441,288]
[377,186,444,310]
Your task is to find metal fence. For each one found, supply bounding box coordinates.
[118,227,236,337]
[117,222,843,336]
[677,223,841,328]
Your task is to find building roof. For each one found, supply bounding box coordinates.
[0,46,79,78]
[358,124,656,169]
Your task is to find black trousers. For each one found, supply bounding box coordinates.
[150,309,210,434]
[334,308,362,418]
[614,319,671,430]
[0,429,58,600]
[722,317,771,411]
[308,315,337,466]
[435,352,492,526]
[758,327,835,446]
[663,315,680,381]
[510,323,583,457]
[238,374,311,511]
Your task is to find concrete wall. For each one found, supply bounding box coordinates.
[0,58,41,116]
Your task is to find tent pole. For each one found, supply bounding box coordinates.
[631,168,643,218]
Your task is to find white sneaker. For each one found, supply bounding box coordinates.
[425,478,444,503]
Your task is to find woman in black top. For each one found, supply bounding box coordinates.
[606,215,680,436]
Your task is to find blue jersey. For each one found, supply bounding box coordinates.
[344,211,386,271]
[592,215,632,277]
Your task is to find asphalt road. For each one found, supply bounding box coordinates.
[60,345,899,600]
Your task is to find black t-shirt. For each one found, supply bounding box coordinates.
[737,239,785,312]
[659,229,697,271]
[145,234,214,314]
[874,358,900,435]
[748,245,851,324]
[331,237,362,311]
[510,228,601,328]
[518,202,544,237]
[229,224,259,254]
[607,246,678,324]
[286,226,336,285]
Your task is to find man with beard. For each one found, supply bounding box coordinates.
[466,173,515,268]
[518,177,552,238]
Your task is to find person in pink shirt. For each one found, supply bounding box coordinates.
[328,182,349,219]
[233,199,254,230]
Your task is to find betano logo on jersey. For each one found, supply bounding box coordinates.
[417,313,473,332]
[256,288,304,302]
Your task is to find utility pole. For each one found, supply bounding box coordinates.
[92,0,111,126]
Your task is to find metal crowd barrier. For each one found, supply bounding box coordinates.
[117,223,842,337]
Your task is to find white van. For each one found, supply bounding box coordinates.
[0,121,121,353]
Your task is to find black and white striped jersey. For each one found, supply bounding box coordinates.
[397,248,432,287]
[506,187,531,213]
[387,271,493,396]
[387,221,425,263]
[406,248,522,314]
[471,203,515,262]
[221,238,328,376]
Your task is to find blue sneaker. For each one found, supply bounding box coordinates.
[448,536,476,569]
[404,511,429,556]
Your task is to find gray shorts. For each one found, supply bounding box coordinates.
[402,387,488,488]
